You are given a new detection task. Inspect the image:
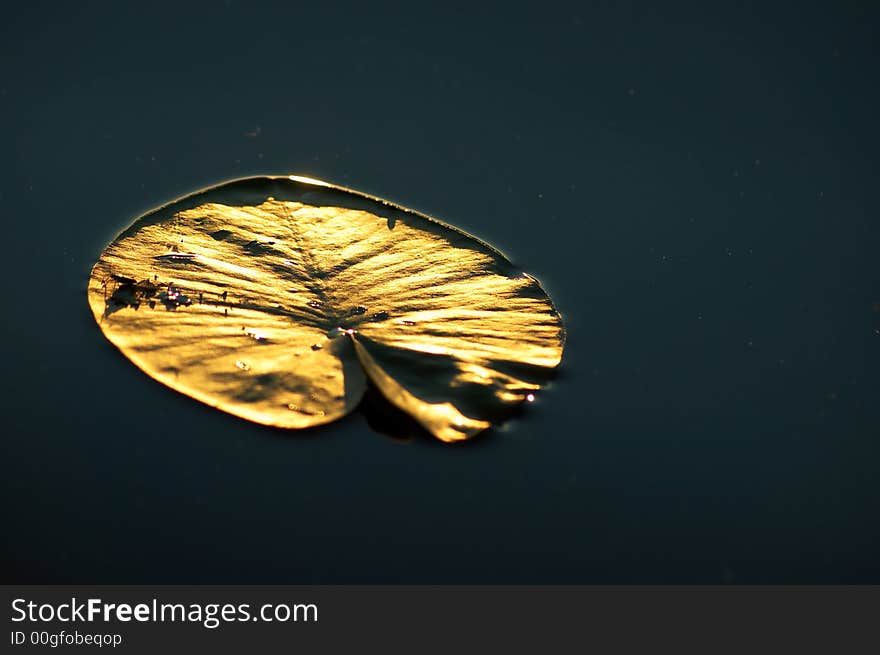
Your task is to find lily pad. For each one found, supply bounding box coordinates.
[88,175,565,442]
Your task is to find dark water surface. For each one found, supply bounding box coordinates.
[2,2,878,582]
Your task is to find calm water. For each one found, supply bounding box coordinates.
[2,2,878,582]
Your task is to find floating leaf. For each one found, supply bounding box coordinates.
[87,176,565,442]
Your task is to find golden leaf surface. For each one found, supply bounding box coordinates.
[88,176,565,441]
